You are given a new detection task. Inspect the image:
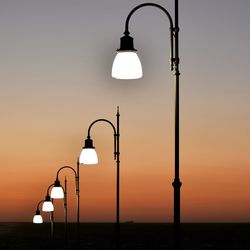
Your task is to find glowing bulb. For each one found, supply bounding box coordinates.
[33,211,43,224]
[51,186,64,199]
[79,148,98,164]
[112,51,142,79]
[42,201,54,212]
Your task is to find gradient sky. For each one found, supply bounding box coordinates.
[0,0,250,223]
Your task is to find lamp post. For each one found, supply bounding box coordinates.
[50,164,80,247]
[33,199,55,240]
[79,107,120,239]
[111,2,182,248]
[42,183,55,239]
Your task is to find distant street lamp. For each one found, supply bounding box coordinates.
[41,183,55,239]
[112,2,182,248]
[33,199,54,239]
[32,178,69,242]
[50,164,80,247]
[79,107,120,230]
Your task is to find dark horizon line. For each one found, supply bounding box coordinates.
[1,221,249,224]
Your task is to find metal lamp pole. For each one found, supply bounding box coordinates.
[45,183,55,239]
[80,107,120,247]
[112,1,181,248]
[86,108,120,226]
[54,165,80,247]
[33,199,54,239]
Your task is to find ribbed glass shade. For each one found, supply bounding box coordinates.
[42,201,54,212]
[79,148,98,164]
[33,215,43,224]
[112,51,142,79]
[51,186,64,199]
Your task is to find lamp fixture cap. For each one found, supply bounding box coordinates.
[35,210,41,215]
[117,35,137,52]
[45,195,51,201]
[84,138,95,149]
[54,179,61,187]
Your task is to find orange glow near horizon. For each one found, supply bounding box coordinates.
[1,133,250,223]
[1,100,250,223]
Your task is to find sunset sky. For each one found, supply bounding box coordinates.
[0,0,250,223]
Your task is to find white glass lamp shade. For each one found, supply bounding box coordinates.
[79,148,98,164]
[51,186,64,199]
[42,201,54,212]
[112,51,143,79]
[33,214,43,224]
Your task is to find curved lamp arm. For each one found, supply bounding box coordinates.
[87,119,117,160]
[123,3,174,71]
[55,166,78,195]
[125,3,173,33]
[46,183,55,196]
[36,200,45,211]
[87,119,117,138]
[43,184,55,206]
[56,166,77,179]
[87,107,119,160]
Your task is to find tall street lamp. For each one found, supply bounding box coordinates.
[111,1,182,247]
[79,107,120,233]
[50,164,80,247]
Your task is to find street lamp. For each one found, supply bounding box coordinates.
[79,107,120,229]
[33,199,56,240]
[32,179,68,242]
[50,164,80,247]
[111,1,182,248]
[41,183,55,240]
